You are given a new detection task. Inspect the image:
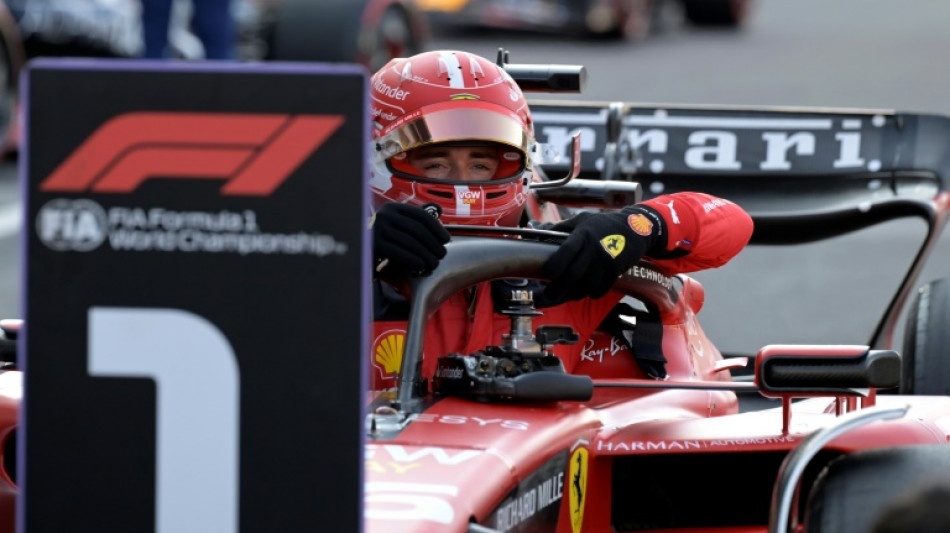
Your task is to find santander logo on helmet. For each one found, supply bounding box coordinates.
[373,78,410,101]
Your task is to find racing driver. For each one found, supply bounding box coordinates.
[369,50,754,384]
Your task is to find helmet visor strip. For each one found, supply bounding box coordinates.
[374,107,532,166]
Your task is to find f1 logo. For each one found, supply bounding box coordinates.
[40,112,345,196]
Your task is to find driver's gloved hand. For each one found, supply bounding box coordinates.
[372,202,451,278]
[542,206,666,302]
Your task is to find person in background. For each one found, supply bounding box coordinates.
[369,49,754,381]
[141,0,235,59]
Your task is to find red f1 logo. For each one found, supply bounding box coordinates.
[40,112,346,196]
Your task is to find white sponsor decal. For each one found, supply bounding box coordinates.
[365,482,457,524]
[36,200,348,256]
[407,414,530,431]
[625,266,675,290]
[37,198,107,251]
[373,78,411,100]
[626,127,859,171]
[701,198,731,213]
[436,367,464,379]
[366,445,481,466]
[533,111,881,172]
[596,435,800,451]
[494,472,564,532]
[579,336,626,363]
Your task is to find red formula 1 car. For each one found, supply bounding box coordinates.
[361,57,950,532]
[4,55,950,533]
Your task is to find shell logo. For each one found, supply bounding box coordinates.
[373,330,405,377]
[627,213,654,236]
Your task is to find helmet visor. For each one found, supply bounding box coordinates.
[374,105,532,164]
[387,141,526,184]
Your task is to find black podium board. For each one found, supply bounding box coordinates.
[21,59,368,533]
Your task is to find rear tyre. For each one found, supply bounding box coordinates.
[900,278,950,394]
[805,446,950,533]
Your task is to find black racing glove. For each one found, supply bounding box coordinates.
[372,202,451,278]
[542,206,666,302]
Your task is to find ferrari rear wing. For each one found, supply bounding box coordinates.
[529,100,950,350]
[530,101,950,242]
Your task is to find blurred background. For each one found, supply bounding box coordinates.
[1,0,949,358]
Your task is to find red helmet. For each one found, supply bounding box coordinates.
[369,50,536,226]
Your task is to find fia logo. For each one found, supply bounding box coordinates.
[36,198,107,251]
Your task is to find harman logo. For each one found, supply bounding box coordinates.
[40,112,345,195]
